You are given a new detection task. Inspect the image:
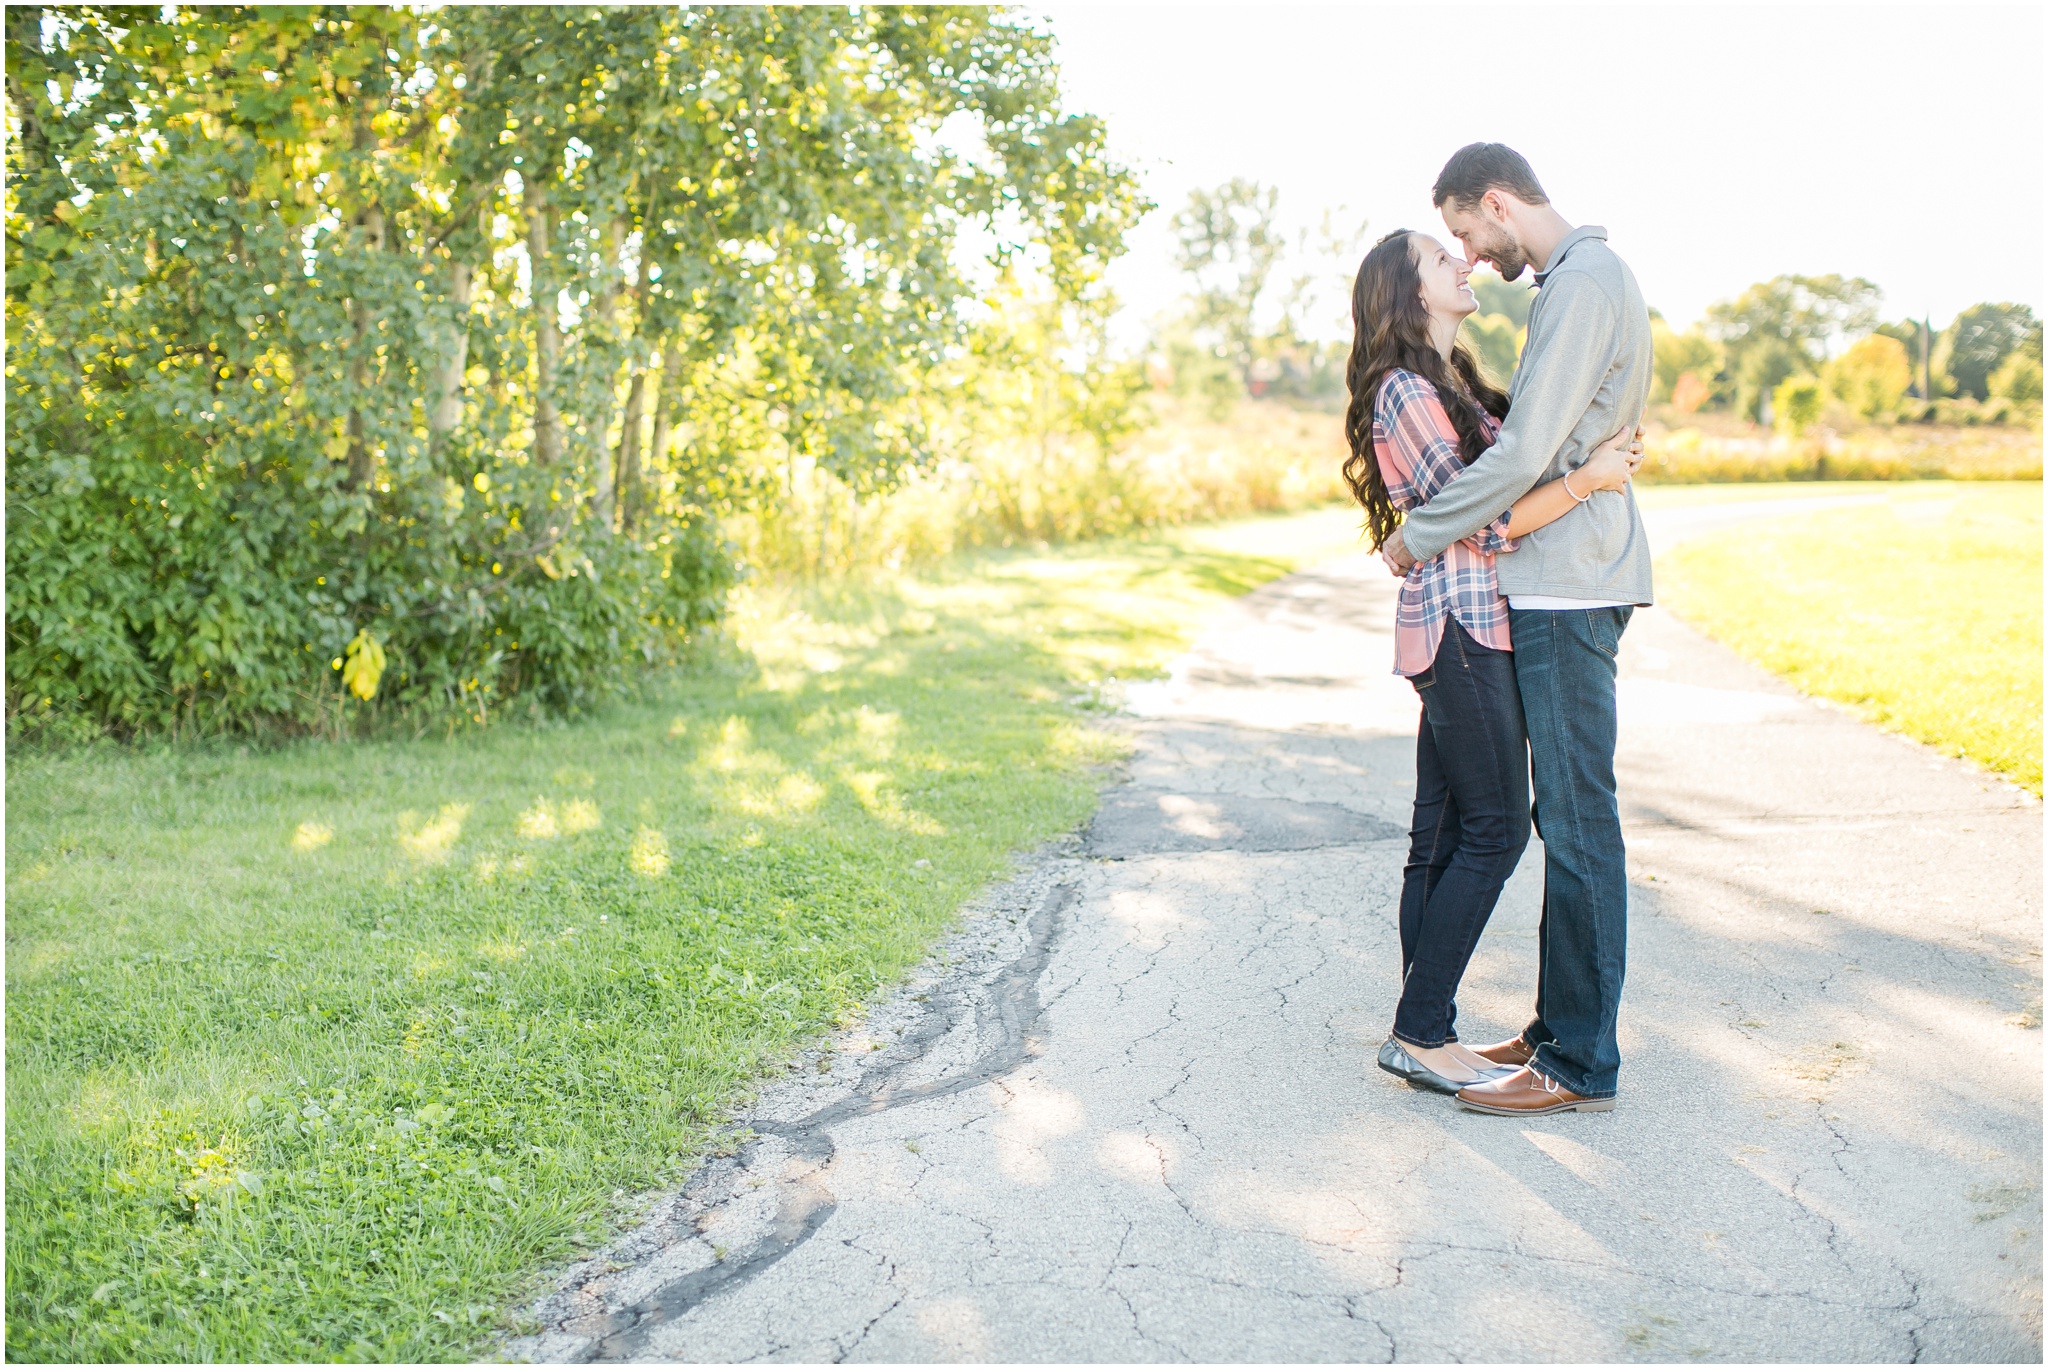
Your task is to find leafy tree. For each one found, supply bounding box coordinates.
[1651,323,1723,405]
[1875,319,1941,398]
[6,5,1143,736]
[1460,314,1522,389]
[1450,270,1534,388]
[1772,374,1825,437]
[1822,334,1913,420]
[1274,207,1370,344]
[1990,352,2044,405]
[1704,274,1881,418]
[1259,207,1368,402]
[1670,371,1713,414]
[1469,269,1533,328]
[1735,339,1812,423]
[1938,302,2040,399]
[1170,178,1282,384]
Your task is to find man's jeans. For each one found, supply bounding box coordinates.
[1395,620,1533,1048]
[1509,605,1632,1099]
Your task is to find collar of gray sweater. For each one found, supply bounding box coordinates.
[1533,224,1608,285]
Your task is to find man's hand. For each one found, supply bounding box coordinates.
[1380,526,1418,576]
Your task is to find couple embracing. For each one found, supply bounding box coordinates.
[1344,144,1652,1116]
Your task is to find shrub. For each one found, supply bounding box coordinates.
[1652,323,1722,405]
[1940,302,2040,399]
[1670,371,1713,415]
[1460,313,1523,389]
[1991,352,2044,405]
[1823,334,1913,419]
[1772,375,1826,437]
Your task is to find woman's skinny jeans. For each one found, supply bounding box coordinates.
[1394,618,1533,1048]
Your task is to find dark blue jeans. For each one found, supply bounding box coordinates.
[1395,619,1532,1048]
[1508,605,1632,1098]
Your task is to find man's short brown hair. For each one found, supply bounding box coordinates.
[1432,143,1549,210]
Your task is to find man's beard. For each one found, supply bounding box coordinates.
[1475,227,1531,281]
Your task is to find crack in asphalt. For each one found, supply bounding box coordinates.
[831,1236,903,1361]
[567,880,1078,1362]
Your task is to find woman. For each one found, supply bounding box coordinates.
[1342,229,1636,1095]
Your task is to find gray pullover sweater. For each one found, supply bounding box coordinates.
[1399,225,1655,604]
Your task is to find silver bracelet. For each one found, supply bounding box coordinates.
[1562,468,1592,503]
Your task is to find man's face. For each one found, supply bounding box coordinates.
[1441,194,1531,281]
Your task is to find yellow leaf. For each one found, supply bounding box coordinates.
[341,629,385,700]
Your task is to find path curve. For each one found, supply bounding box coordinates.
[514,498,2040,1363]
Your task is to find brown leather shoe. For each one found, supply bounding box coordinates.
[1456,1065,1616,1115]
[1468,1035,1535,1067]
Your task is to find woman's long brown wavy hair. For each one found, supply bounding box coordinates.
[1342,229,1510,549]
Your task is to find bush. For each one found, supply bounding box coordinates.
[1460,313,1523,389]
[1922,397,2027,427]
[1991,352,2044,405]
[1940,302,2040,399]
[1670,371,1713,414]
[1652,323,1722,405]
[1772,375,1826,436]
[1823,334,1913,420]
[6,138,737,740]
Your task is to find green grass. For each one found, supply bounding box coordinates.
[1633,480,1932,509]
[5,506,1365,1363]
[1660,482,2042,792]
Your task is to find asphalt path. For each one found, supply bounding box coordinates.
[513,494,2041,1363]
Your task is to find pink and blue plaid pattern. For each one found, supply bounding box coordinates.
[1373,370,1517,677]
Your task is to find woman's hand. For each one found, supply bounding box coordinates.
[1501,424,1647,540]
[1572,425,1642,494]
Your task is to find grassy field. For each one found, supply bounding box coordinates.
[1659,481,2042,792]
[1636,413,2040,484]
[4,507,1368,1363]
[742,397,1350,578]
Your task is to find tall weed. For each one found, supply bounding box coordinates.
[1638,425,2041,483]
[740,399,1348,577]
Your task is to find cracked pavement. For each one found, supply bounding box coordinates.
[512,500,2042,1363]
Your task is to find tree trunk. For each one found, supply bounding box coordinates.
[614,368,648,534]
[427,259,473,447]
[610,188,664,534]
[344,206,388,491]
[589,215,628,529]
[643,343,686,532]
[527,180,563,466]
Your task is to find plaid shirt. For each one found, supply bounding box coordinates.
[1373,370,1517,677]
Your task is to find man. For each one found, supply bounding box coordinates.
[1382,142,1652,1116]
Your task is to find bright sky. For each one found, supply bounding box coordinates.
[1040,3,2045,344]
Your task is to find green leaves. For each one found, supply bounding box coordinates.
[1702,273,1884,418]
[7,6,1138,738]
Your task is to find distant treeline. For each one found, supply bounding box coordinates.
[1147,180,2044,434]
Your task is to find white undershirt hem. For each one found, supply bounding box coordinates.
[1507,595,1633,611]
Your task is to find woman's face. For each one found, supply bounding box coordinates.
[1411,233,1477,326]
